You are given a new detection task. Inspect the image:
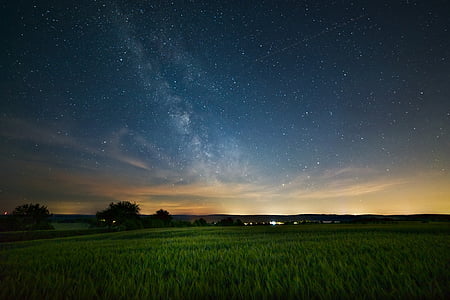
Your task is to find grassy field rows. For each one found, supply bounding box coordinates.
[1,223,449,299]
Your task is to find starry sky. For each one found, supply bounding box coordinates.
[1,0,449,215]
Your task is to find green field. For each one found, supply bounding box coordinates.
[51,222,92,230]
[1,223,449,299]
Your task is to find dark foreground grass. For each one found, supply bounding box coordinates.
[0,227,109,242]
[1,223,449,299]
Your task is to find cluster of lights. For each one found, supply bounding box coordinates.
[243,220,340,226]
[270,221,285,226]
[243,221,286,226]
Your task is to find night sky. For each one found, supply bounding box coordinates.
[1,1,449,215]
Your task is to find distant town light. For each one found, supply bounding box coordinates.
[270,221,285,225]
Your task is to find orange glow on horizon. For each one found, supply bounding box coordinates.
[26,168,449,216]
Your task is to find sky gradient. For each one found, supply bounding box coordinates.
[1,0,449,215]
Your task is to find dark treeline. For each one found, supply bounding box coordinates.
[95,202,244,231]
[2,201,450,232]
[0,203,53,231]
[0,201,245,232]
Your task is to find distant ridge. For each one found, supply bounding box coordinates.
[49,214,450,223]
[171,214,450,223]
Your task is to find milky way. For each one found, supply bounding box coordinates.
[1,1,449,214]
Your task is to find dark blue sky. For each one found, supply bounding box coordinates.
[1,0,449,214]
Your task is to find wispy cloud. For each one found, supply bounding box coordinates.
[2,117,448,215]
[2,146,448,214]
[0,118,92,152]
[0,118,159,172]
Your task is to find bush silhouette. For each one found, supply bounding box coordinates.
[96,201,142,230]
[193,218,208,226]
[12,203,53,230]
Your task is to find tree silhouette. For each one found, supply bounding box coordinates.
[216,217,244,226]
[193,218,207,226]
[96,201,142,230]
[141,209,173,228]
[218,217,234,226]
[12,203,53,230]
[153,209,172,222]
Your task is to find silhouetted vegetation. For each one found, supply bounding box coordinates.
[142,209,173,228]
[193,218,208,226]
[0,215,17,232]
[217,217,234,226]
[0,203,53,231]
[217,217,244,226]
[154,209,172,223]
[96,201,142,230]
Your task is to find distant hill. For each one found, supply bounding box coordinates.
[172,214,450,223]
[49,214,450,224]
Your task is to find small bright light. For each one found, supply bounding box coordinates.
[270,221,276,226]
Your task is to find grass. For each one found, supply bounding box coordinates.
[0,227,109,243]
[1,223,449,299]
[51,222,92,230]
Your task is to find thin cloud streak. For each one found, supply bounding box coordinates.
[0,118,156,172]
[1,118,448,215]
[9,163,409,214]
